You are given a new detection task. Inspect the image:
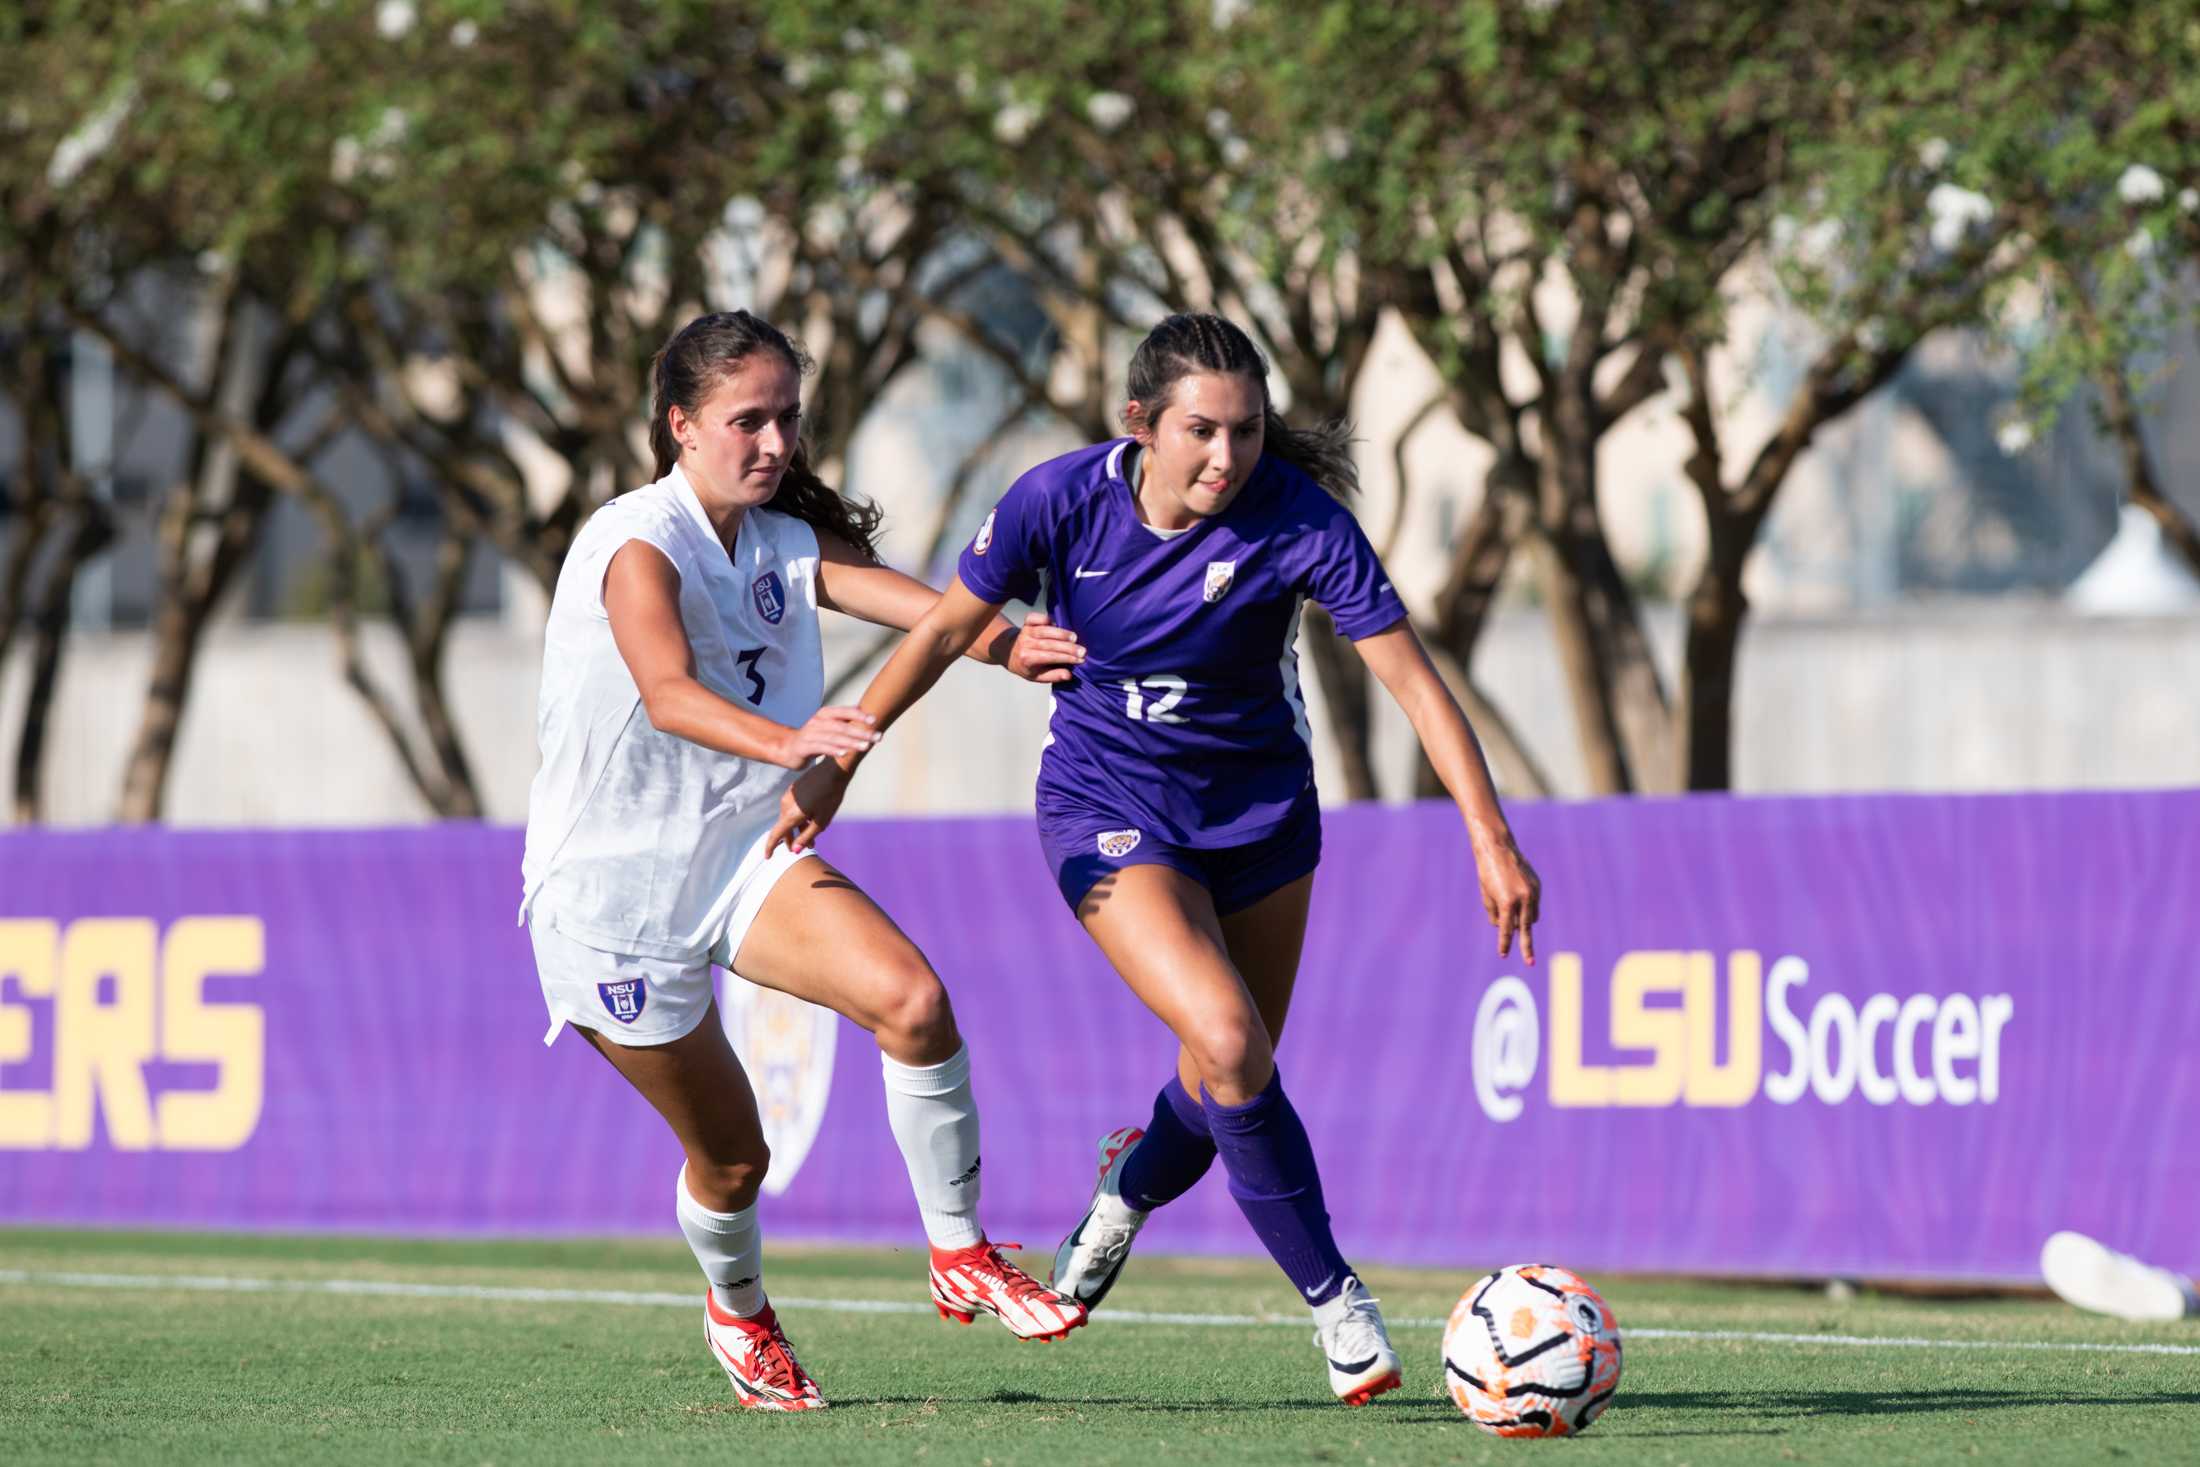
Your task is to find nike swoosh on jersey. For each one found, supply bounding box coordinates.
[1073,567,1110,578]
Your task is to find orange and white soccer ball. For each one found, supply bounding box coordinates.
[1441,1264,1622,1437]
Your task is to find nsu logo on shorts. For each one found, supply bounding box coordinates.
[597,979,647,1025]
[718,978,836,1196]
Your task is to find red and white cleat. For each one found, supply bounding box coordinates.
[703,1295,827,1411]
[929,1239,1090,1342]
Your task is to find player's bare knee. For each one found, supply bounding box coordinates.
[1187,1020,1270,1100]
[687,1148,770,1211]
[874,965,959,1063]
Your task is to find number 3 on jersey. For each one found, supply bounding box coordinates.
[736,646,767,704]
[1121,674,1187,725]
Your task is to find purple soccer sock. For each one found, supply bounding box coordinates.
[1116,1078,1217,1211]
[1202,1070,1353,1306]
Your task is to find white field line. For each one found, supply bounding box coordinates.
[4,1268,2197,1358]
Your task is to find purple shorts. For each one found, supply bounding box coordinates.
[1037,795,1322,917]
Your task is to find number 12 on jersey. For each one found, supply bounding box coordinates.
[1121,674,1187,724]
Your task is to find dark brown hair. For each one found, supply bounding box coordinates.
[1122,313,1358,501]
[648,310,885,559]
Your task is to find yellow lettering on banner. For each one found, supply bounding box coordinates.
[1609,953,1686,1105]
[1684,950,1763,1107]
[156,918,266,1151]
[1547,954,1614,1106]
[0,920,59,1147]
[53,918,158,1151]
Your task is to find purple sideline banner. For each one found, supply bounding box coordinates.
[1,791,2194,1284]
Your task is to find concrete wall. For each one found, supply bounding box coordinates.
[4,605,2193,829]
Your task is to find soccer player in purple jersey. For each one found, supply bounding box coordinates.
[768,313,1540,1405]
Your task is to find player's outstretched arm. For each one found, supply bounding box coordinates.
[1353,619,1541,963]
[767,576,1007,855]
[813,531,1083,682]
[605,540,879,768]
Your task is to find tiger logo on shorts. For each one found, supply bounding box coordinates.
[1097,828,1142,858]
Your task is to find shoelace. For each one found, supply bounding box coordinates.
[743,1317,812,1395]
[958,1242,1071,1304]
[1082,1214,1140,1264]
[1325,1289,1391,1357]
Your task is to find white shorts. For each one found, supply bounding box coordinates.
[531,843,814,1048]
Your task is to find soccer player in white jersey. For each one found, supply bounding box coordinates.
[769,313,1541,1405]
[521,311,1089,1412]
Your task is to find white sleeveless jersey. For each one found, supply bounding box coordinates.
[520,466,824,960]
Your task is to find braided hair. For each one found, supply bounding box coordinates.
[647,311,885,560]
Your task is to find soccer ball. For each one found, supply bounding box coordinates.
[1441,1264,1622,1437]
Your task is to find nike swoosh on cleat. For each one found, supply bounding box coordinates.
[1328,1354,1380,1374]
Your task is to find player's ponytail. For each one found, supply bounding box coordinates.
[1123,312,1359,503]
[647,311,886,560]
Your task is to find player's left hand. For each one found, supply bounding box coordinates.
[768,758,852,856]
[1471,826,1541,965]
[1006,611,1085,683]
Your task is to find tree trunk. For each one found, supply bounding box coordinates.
[116,474,272,822]
[2088,331,2200,580]
[1299,603,1377,800]
[114,295,283,823]
[1676,520,1752,791]
[13,500,113,822]
[1540,364,1673,793]
[1413,462,1539,798]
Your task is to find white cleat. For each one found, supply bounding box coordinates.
[2042,1230,2197,1323]
[703,1294,827,1410]
[1050,1126,1149,1310]
[1312,1275,1403,1406]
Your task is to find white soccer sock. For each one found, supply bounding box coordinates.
[674,1165,765,1318]
[880,1044,985,1250]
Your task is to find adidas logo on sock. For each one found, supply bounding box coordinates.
[948,1157,982,1187]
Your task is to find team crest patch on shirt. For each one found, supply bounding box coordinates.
[751,571,786,625]
[1203,560,1237,603]
[1096,828,1142,858]
[973,508,996,556]
[597,979,647,1025]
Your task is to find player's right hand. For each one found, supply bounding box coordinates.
[1007,611,1086,683]
[772,706,879,769]
[768,758,851,856]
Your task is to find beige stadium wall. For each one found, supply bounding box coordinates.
[4,604,2196,829]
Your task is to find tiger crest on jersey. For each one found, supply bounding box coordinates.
[1203,560,1236,603]
[1096,828,1142,858]
[973,509,996,556]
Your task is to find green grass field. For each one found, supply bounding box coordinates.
[4,1228,2195,1466]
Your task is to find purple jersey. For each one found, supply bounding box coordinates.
[959,438,1406,846]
